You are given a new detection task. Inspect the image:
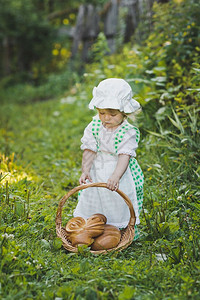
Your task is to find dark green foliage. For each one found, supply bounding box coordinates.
[139,0,200,107]
[0,0,54,76]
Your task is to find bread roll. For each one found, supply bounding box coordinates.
[65,217,92,246]
[69,231,94,247]
[87,214,107,225]
[65,217,86,233]
[65,214,107,247]
[91,224,121,251]
[86,214,107,237]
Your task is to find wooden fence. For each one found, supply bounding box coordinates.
[71,0,155,61]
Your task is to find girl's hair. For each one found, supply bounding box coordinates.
[125,108,142,121]
[97,107,142,122]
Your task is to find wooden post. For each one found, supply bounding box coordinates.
[123,0,140,43]
[81,5,100,61]
[104,0,119,53]
[71,4,100,61]
[71,5,85,59]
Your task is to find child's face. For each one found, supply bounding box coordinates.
[98,109,125,129]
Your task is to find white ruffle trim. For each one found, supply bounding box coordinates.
[80,145,97,152]
[117,151,136,157]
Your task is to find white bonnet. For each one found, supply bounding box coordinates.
[89,78,141,113]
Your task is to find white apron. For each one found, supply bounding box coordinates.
[73,116,144,230]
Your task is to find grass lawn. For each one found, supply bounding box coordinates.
[0,92,199,299]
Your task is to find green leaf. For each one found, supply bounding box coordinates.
[153,201,161,207]
[172,109,185,134]
[151,76,167,82]
[145,130,165,138]
[53,238,63,250]
[118,286,136,300]
[155,107,167,121]
[168,221,180,234]
[41,239,51,249]
[192,67,200,72]
[167,114,184,134]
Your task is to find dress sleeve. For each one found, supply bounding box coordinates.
[80,122,97,152]
[117,128,138,157]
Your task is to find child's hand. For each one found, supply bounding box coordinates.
[79,172,92,185]
[107,154,130,191]
[107,174,120,191]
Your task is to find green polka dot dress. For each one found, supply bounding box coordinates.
[74,115,144,240]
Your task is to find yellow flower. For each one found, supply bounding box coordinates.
[69,13,76,20]
[54,43,61,49]
[60,48,67,56]
[147,167,152,171]
[52,49,59,56]
[63,18,69,25]
[187,25,191,29]
[61,48,71,58]
[183,32,187,37]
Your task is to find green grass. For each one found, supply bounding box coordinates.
[0,93,199,299]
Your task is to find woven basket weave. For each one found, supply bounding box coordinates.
[56,182,136,254]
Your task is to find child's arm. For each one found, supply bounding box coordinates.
[79,149,96,184]
[107,154,130,191]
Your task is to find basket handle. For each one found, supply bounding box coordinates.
[56,182,136,228]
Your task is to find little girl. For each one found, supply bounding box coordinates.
[73,78,144,239]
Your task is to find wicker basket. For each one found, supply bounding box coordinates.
[56,182,136,254]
